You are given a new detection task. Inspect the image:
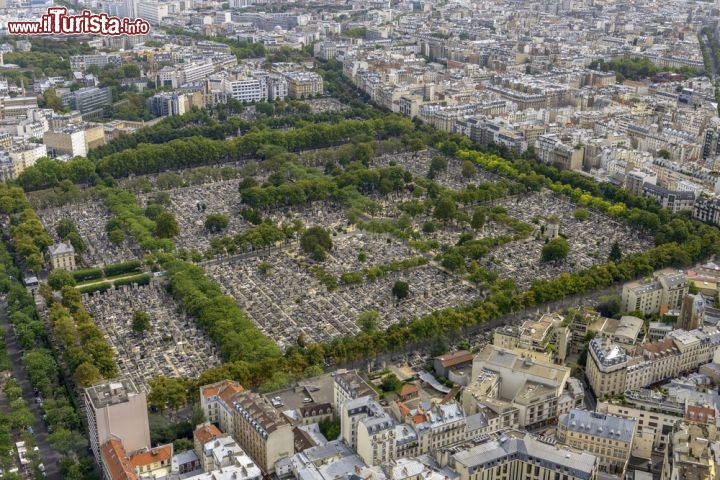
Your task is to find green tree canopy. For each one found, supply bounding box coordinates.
[48,269,76,290]
[155,212,180,239]
[392,280,410,300]
[541,237,570,263]
[205,213,230,233]
[132,311,151,334]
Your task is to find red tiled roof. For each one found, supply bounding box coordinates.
[100,440,138,480]
[194,423,223,445]
[686,405,715,423]
[435,350,473,368]
[129,445,172,471]
[399,384,419,398]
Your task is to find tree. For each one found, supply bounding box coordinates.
[300,226,333,261]
[65,231,86,254]
[155,212,180,239]
[433,196,457,222]
[318,416,341,440]
[461,160,476,179]
[392,280,410,300]
[541,237,570,263]
[148,376,190,410]
[441,250,466,273]
[132,310,151,334]
[573,208,589,221]
[380,373,401,392]
[48,269,76,290]
[608,241,622,263]
[357,310,379,332]
[428,156,448,179]
[48,427,88,457]
[596,295,622,318]
[471,208,486,229]
[74,362,102,387]
[205,213,230,233]
[108,228,125,245]
[56,219,77,239]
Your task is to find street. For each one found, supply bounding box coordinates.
[1,301,61,480]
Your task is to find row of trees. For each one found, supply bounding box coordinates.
[16,116,416,191]
[0,232,95,477]
[164,260,282,363]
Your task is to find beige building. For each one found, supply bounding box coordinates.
[8,143,47,178]
[48,242,76,271]
[43,123,105,158]
[283,72,324,98]
[469,345,570,428]
[621,269,688,315]
[230,391,293,473]
[199,380,293,473]
[493,312,570,363]
[449,430,598,480]
[587,327,720,399]
[200,379,244,434]
[661,422,720,480]
[557,408,636,475]
[84,379,151,465]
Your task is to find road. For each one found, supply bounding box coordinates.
[0,300,61,480]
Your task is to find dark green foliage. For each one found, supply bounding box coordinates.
[392,281,410,300]
[205,213,230,232]
[103,260,142,277]
[541,238,570,263]
[165,260,281,362]
[132,311,151,333]
[300,227,333,260]
[609,241,623,263]
[72,268,103,282]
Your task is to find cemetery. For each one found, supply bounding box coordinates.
[82,282,221,391]
[38,201,140,267]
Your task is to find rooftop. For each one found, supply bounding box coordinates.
[559,408,635,444]
[85,378,141,410]
[452,431,597,479]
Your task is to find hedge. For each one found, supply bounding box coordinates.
[72,268,103,282]
[103,260,142,277]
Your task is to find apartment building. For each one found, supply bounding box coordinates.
[535,133,583,170]
[0,96,38,120]
[586,338,630,398]
[693,196,720,227]
[587,327,720,398]
[469,345,571,428]
[493,312,571,363]
[283,72,323,99]
[230,391,294,473]
[557,408,636,475]
[70,54,122,72]
[43,123,105,158]
[6,143,46,179]
[642,184,695,213]
[200,380,244,437]
[621,269,688,315]
[598,386,720,452]
[333,370,377,410]
[136,1,169,25]
[661,422,719,480]
[66,87,113,117]
[449,431,598,480]
[84,379,151,465]
[48,242,75,271]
